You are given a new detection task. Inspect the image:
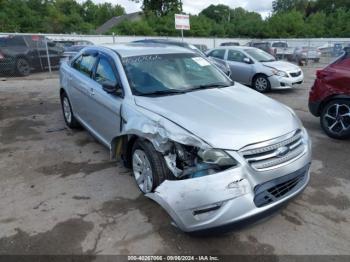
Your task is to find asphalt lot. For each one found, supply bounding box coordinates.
[0,63,349,256]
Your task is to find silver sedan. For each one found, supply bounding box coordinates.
[206,46,304,93]
[60,44,311,233]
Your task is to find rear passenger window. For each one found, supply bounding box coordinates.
[95,57,117,85]
[72,54,97,77]
[208,49,226,60]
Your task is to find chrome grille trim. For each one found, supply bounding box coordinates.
[240,130,306,171]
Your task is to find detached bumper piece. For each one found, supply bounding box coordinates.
[254,164,310,208]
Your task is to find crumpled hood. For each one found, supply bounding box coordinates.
[263,61,300,72]
[134,85,300,150]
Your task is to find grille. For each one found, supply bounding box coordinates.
[290,71,302,77]
[241,130,306,171]
[254,165,309,208]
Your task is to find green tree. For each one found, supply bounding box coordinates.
[266,10,305,37]
[132,0,182,17]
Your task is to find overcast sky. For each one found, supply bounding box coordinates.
[92,0,273,18]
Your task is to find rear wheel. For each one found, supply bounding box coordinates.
[320,99,350,139]
[60,92,80,129]
[131,139,172,193]
[253,75,270,93]
[15,58,31,76]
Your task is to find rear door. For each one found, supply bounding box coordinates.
[226,49,253,85]
[207,49,227,65]
[87,53,123,145]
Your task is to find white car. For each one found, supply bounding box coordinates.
[207,46,304,93]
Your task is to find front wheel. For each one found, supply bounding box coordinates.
[320,99,350,139]
[253,75,271,93]
[15,58,31,76]
[131,139,172,193]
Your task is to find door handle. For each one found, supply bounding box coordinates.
[90,88,95,96]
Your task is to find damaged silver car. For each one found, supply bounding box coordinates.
[59,43,312,233]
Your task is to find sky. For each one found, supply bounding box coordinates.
[92,0,273,18]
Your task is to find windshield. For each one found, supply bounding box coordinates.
[122,53,232,96]
[272,42,287,48]
[245,49,276,62]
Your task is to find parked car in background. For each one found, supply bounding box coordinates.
[220,42,240,46]
[53,40,93,50]
[134,39,231,76]
[246,41,276,57]
[206,46,304,93]
[60,45,87,63]
[193,44,208,52]
[271,41,294,60]
[309,47,350,139]
[0,35,64,76]
[60,43,311,233]
[292,46,322,65]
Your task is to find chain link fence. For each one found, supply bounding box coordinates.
[0,32,349,78]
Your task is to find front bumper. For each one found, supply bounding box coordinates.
[0,58,16,72]
[147,131,312,233]
[309,100,321,117]
[269,73,304,90]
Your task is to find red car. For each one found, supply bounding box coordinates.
[309,47,350,139]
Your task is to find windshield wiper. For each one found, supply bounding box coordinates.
[135,89,186,97]
[260,59,275,62]
[186,82,232,93]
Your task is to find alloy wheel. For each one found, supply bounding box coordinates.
[132,149,154,193]
[17,58,30,76]
[62,96,72,124]
[323,103,350,135]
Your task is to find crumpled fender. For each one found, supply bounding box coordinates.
[120,102,211,152]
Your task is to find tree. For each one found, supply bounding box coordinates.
[273,0,311,14]
[266,10,305,37]
[132,0,182,17]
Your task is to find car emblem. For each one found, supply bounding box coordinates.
[276,146,290,157]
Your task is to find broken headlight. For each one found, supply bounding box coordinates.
[197,149,238,167]
[165,144,239,179]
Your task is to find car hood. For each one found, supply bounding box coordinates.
[134,85,300,151]
[263,61,300,72]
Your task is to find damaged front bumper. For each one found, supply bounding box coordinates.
[147,135,312,233]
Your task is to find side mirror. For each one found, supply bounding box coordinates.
[243,57,252,64]
[102,81,123,96]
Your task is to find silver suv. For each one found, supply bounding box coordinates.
[59,44,312,233]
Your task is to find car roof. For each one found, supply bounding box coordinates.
[100,43,194,57]
[133,39,188,47]
[212,46,256,51]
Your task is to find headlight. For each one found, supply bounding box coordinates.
[198,149,238,167]
[273,69,289,78]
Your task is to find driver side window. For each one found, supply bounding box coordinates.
[227,50,247,63]
[95,57,118,86]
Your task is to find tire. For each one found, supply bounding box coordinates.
[60,92,80,129]
[253,75,271,93]
[131,139,173,193]
[320,99,350,139]
[15,58,31,76]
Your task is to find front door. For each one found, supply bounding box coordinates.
[87,53,122,146]
[226,50,253,85]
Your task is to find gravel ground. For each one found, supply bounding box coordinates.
[0,63,349,257]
